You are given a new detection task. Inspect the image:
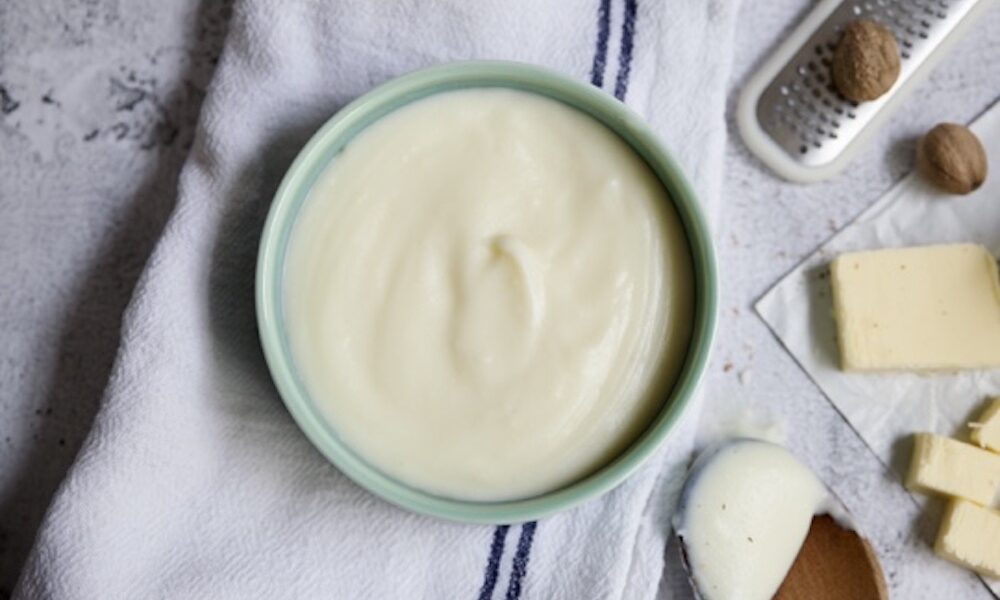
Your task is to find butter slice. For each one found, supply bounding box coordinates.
[936,499,1000,579]
[830,244,1000,371]
[907,434,1000,507]
[971,398,1000,453]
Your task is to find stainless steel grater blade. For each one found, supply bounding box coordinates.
[738,0,995,183]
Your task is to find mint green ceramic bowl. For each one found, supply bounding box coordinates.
[256,61,717,524]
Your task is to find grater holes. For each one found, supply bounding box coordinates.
[889,0,917,18]
[754,0,976,166]
[764,1,945,161]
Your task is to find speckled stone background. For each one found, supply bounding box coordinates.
[0,1,231,595]
[1,0,998,597]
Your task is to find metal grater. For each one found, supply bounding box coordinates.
[737,0,995,183]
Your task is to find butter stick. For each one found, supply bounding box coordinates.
[971,398,1000,454]
[936,499,1000,579]
[907,433,1000,507]
[830,244,1000,371]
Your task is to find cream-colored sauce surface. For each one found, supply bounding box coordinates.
[284,89,693,501]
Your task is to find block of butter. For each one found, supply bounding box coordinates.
[907,433,1000,507]
[971,398,1000,454]
[936,499,1000,579]
[830,244,1000,371]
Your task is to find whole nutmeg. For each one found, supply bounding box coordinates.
[831,20,901,102]
[917,123,988,195]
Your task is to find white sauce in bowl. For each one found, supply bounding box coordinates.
[283,89,693,501]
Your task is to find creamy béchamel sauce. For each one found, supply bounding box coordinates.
[284,89,693,501]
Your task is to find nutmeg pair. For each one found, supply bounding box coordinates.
[832,20,987,195]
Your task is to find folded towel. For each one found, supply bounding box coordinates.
[16,1,737,597]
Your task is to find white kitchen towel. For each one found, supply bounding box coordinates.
[16,1,737,598]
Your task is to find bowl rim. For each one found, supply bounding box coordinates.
[256,60,718,524]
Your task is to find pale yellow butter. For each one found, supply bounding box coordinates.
[936,499,1000,579]
[971,398,1000,453]
[830,244,1000,371]
[907,433,1000,507]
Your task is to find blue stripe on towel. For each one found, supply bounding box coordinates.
[477,525,511,600]
[504,522,538,600]
[590,0,612,87]
[614,0,638,100]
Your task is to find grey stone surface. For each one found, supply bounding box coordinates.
[0,0,230,595]
[706,1,1000,597]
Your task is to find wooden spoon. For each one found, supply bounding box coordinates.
[673,439,888,600]
[676,516,887,600]
[775,514,887,600]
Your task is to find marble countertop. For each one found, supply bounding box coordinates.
[1,0,998,597]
